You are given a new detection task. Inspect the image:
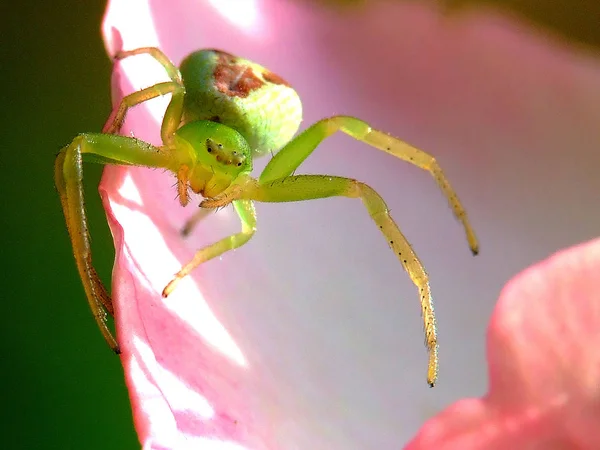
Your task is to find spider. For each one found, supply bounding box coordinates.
[55,47,479,387]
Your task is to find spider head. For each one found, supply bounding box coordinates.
[174,120,252,198]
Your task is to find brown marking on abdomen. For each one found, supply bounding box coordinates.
[212,50,264,98]
[263,70,290,87]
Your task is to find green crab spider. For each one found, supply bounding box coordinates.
[55,47,478,387]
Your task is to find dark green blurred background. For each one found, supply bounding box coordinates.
[2,0,138,448]
[3,0,600,449]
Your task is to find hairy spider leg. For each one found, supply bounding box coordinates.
[261,116,479,255]
[200,115,480,387]
[162,199,257,297]
[55,133,172,352]
[102,47,186,146]
[203,174,439,386]
[114,47,183,82]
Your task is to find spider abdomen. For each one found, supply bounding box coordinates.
[180,49,302,157]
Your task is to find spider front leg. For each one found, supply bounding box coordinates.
[203,116,479,386]
[261,116,479,255]
[162,199,257,297]
[204,174,439,385]
[55,133,172,352]
[102,47,185,145]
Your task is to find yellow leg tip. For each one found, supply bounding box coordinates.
[162,279,178,298]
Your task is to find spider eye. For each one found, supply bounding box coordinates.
[204,137,246,169]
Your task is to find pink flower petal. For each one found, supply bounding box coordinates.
[96,0,600,448]
[407,238,600,449]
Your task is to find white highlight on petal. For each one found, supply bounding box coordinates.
[119,55,172,127]
[102,0,160,54]
[134,335,215,419]
[117,170,144,206]
[131,337,249,450]
[128,345,181,446]
[102,0,168,125]
[162,279,249,368]
[111,172,247,367]
[208,0,260,33]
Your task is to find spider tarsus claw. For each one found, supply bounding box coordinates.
[113,345,122,355]
[162,281,176,298]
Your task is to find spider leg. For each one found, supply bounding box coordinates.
[102,82,184,144]
[261,115,478,255]
[162,199,257,297]
[218,115,481,386]
[103,47,185,145]
[114,47,182,82]
[202,174,439,386]
[55,133,172,352]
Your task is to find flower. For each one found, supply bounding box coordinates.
[407,238,600,449]
[99,0,600,448]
